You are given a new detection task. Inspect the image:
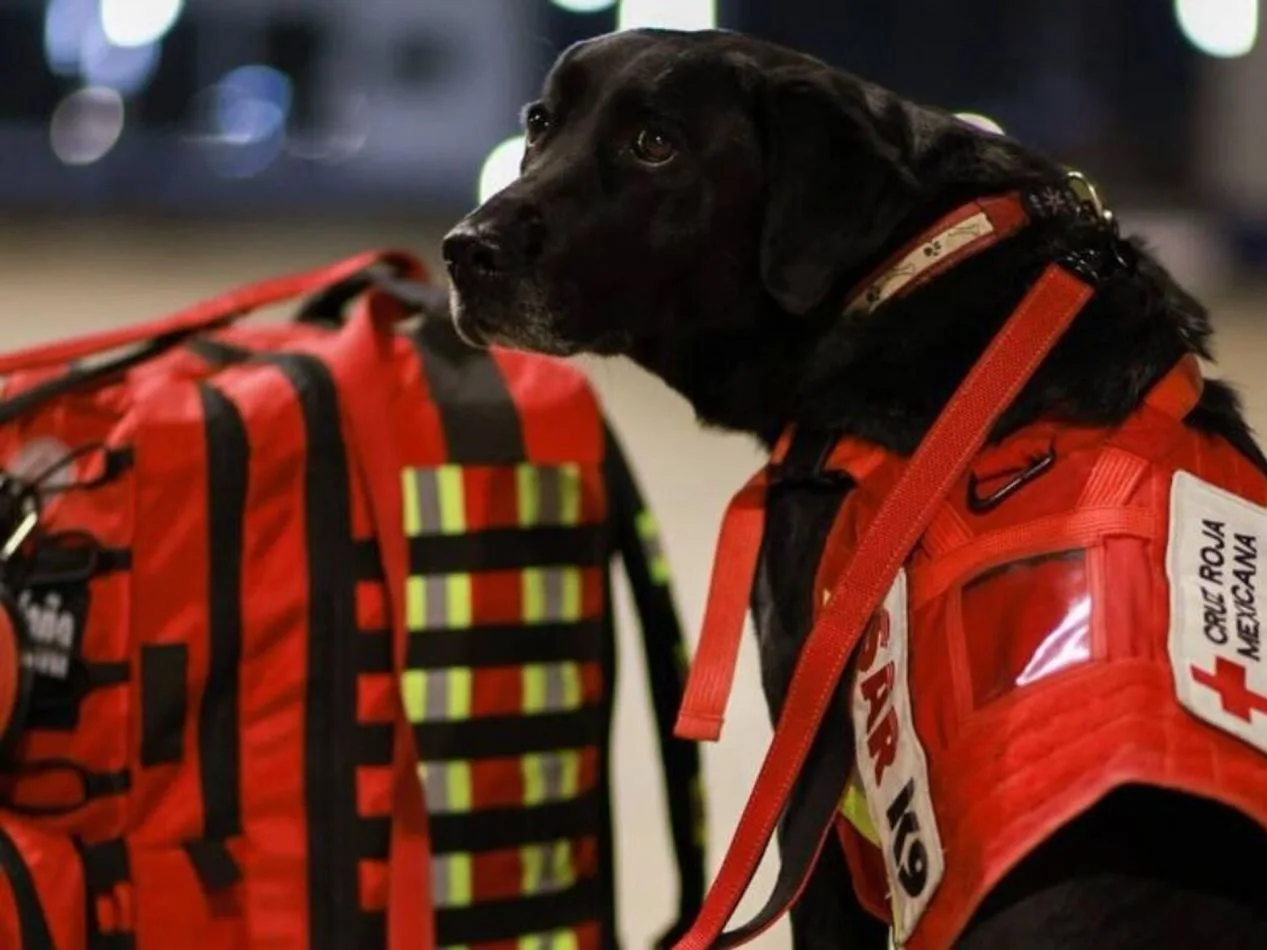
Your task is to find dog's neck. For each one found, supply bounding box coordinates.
[635,188,1203,455]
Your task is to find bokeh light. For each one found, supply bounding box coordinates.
[49,86,125,165]
[478,135,526,204]
[100,0,184,49]
[550,0,618,12]
[617,0,716,31]
[1175,0,1258,58]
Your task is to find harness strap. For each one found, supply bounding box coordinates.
[673,469,770,742]
[672,263,1096,949]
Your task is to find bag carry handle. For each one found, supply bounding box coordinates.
[0,249,427,377]
[295,263,450,327]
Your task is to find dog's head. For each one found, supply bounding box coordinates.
[443,29,947,360]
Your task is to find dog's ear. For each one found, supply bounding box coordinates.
[758,70,918,315]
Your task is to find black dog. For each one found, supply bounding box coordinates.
[443,29,1267,949]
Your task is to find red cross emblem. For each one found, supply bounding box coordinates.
[1190,657,1267,722]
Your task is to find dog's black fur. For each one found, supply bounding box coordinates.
[443,29,1267,949]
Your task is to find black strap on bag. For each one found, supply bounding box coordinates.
[602,425,707,948]
[0,825,55,950]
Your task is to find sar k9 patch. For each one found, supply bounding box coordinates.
[850,570,944,944]
[1167,471,1267,756]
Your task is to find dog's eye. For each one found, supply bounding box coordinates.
[631,126,678,166]
[524,105,552,146]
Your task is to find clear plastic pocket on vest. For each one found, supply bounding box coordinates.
[960,549,1092,708]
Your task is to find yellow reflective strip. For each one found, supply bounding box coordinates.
[636,509,671,584]
[554,839,576,890]
[523,664,547,714]
[522,568,543,623]
[522,753,544,805]
[402,469,421,536]
[559,464,582,526]
[448,667,472,719]
[437,465,466,534]
[447,761,472,812]
[406,576,426,631]
[446,574,472,628]
[517,465,540,527]
[563,662,582,708]
[840,779,879,846]
[561,750,580,798]
[401,669,426,723]
[521,842,543,895]
[446,853,472,906]
[518,928,579,950]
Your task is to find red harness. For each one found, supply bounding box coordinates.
[671,184,1267,948]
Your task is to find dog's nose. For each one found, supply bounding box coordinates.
[442,225,506,279]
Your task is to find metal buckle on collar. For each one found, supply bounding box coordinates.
[1048,171,1137,283]
[1065,170,1113,228]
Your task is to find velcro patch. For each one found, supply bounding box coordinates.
[1167,471,1267,755]
[850,570,944,943]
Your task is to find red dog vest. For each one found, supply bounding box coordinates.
[820,355,1267,947]
[668,177,1267,950]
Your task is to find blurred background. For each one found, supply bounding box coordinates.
[2,1,1266,946]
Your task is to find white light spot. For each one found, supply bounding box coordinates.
[477,135,526,204]
[955,112,1005,135]
[550,0,618,12]
[1175,0,1258,58]
[80,24,159,96]
[100,0,184,49]
[49,86,125,166]
[617,0,716,31]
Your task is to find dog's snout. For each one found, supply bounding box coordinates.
[443,225,507,279]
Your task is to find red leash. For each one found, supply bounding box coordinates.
[674,263,1095,948]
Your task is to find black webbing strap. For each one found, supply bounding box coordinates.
[408,314,527,463]
[190,382,247,893]
[79,838,135,950]
[601,425,709,947]
[0,824,54,949]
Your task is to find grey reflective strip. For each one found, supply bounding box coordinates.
[421,762,448,812]
[539,752,566,801]
[536,466,563,524]
[425,670,450,721]
[432,854,454,906]
[541,569,565,620]
[544,664,569,711]
[425,575,449,629]
[414,469,442,534]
